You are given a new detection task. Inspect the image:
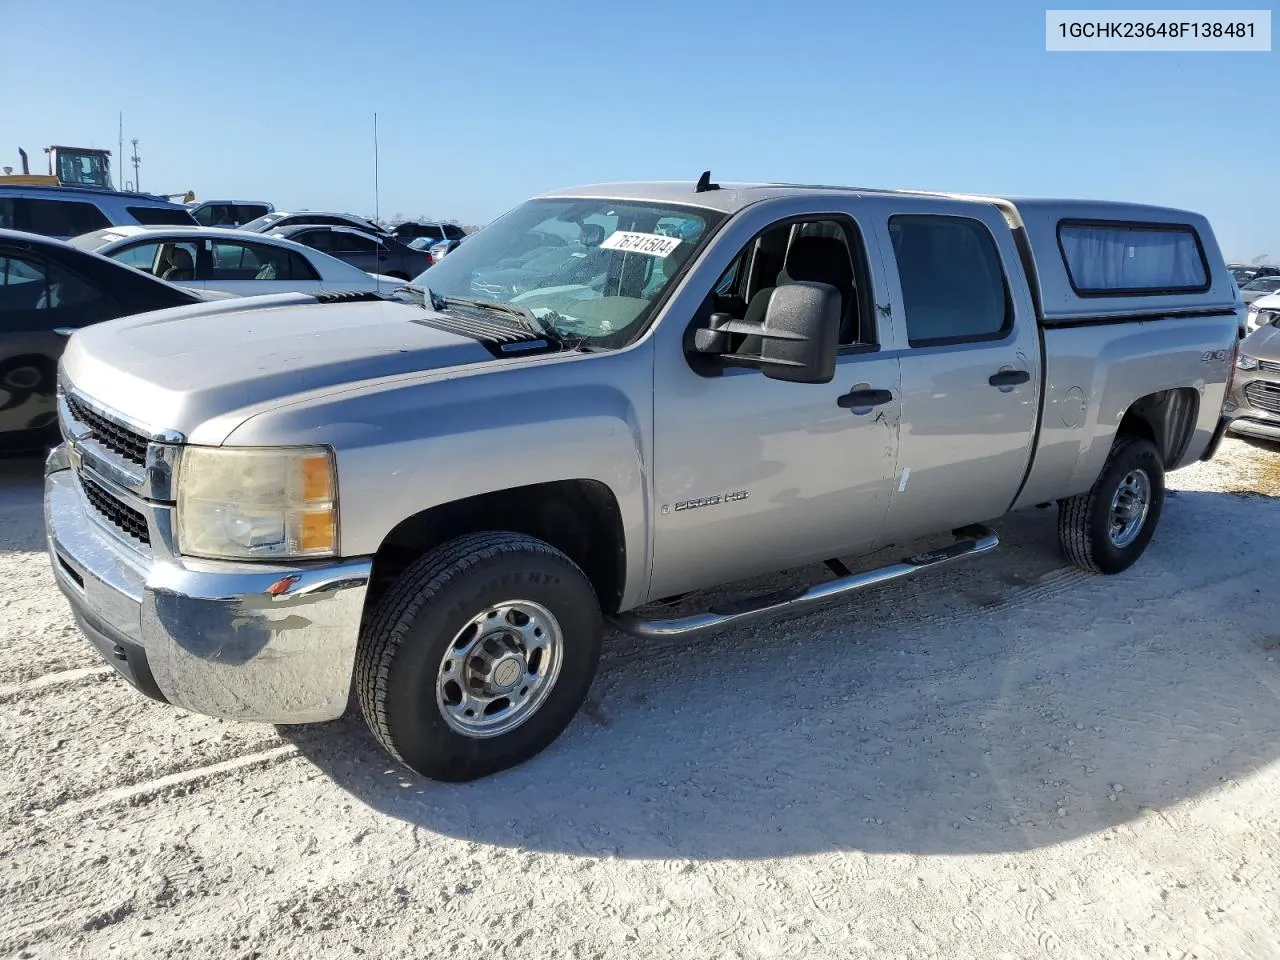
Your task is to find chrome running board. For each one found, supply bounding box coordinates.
[609,523,999,640]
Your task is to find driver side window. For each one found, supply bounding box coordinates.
[707,217,874,356]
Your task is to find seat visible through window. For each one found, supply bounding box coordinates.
[733,224,864,355]
[160,246,195,282]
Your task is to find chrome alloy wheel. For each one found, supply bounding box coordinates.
[1108,468,1151,548]
[435,600,565,738]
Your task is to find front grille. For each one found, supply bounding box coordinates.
[1243,380,1280,416]
[81,474,150,545]
[1259,359,1280,375]
[65,393,150,466]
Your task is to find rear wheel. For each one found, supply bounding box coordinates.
[1058,435,1165,574]
[355,532,602,781]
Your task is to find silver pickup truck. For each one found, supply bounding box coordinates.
[43,177,1241,781]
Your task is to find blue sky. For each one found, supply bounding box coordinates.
[2,0,1275,259]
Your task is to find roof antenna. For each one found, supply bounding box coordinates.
[695,170,719,193]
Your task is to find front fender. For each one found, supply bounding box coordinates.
[222,347,655,609]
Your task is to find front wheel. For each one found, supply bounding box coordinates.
[1057,435,1165,574]
[355,532,603,782]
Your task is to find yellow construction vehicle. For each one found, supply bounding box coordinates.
[2,145,115,189]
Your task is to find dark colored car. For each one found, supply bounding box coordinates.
[390,221,467,244]
[0,228,204,452]
[187,200,274,228]
[267,225,430,281]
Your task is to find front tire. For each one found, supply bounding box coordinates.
[1057,435,1165,574]
[355,532,602,782]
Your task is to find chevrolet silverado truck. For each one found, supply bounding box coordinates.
[43,176,1242,781]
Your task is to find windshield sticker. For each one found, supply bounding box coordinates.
[599,231,682,258]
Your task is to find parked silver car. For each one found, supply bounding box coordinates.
[67,226,404,296]
[1244,290,1280,335]
[1228,313,1280,442]
[1239,275,1280,306]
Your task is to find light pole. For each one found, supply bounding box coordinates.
[129,138,141,192]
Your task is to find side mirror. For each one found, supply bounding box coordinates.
[689,281,840,384]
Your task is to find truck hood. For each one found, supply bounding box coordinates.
[60,292,500,441]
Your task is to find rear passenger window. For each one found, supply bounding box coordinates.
[1057,220,1208,294]
[210,241,319,281]
[291,230,331,251]
[111,240,200,281]
[6,199,111,237]
[235,204,269,223]
[888,214,1011,346]
[331,232,378,256]
[127,205,198,226]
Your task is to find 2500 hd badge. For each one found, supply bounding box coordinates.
[671,490,750,513]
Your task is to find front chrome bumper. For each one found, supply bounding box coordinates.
[1227,415,1280,442]
[44,445,372,724]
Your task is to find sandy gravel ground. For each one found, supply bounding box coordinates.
[1,437,1278,960]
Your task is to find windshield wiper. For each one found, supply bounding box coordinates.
[438,296,581,350]
[399,282,446,311]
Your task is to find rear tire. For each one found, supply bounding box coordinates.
[1058,435,1165,575]
[355,531,602,782]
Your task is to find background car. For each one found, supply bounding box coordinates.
[67,226,408,296]
[1230,263,1280,285]
[426,235,467,261]
[266,224,429,280]
[390,220,467,244]
[240,210,389,236]
[1246,291,1280,336]
[1239,275,1280,306]
[186,199,274,228]
[0,184,197,239]
[1227,316,1280,444]
[0,228,207,452]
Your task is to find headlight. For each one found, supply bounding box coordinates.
[176,446,338,560]
[1236,353,1259,370]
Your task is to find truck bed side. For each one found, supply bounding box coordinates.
[1013,318,1234,509]
[998,197,1240,509]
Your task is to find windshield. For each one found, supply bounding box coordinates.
[407,197,722,347]
[56,152,112,189]
[1230,266,1258,283]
